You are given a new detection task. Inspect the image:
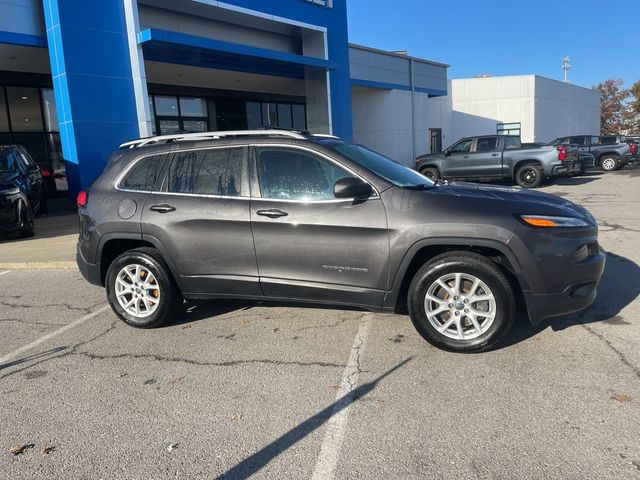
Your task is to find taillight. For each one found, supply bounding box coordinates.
[556,145,566,161]
[77,190,88,208]
[630,143,637,155]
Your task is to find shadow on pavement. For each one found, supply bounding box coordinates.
[504,252,640,348]
[216,358,413,480]
[0,346,67,371]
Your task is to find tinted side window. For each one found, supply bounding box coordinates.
[569,136,587,146]
[591,136,601,146]
[504,137,520,149]
[450,140,472,153]
[120,155,164,191]
[549,137,570,147]
[165,147,246,197]
[257,148,350,201]
[599,136,616,145]
[475,137,498,152]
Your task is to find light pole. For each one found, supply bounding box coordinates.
[562,56,571,83]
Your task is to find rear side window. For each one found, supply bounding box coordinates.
[504,137,519,149]
[570,136,587,146]
[165,147,247,197]
[475,137,498,152]
[119,155,164,191]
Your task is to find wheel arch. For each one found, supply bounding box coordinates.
[386,239,527,315]
[512,159,542,177]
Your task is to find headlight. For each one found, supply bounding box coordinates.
[519,215,589,228]
[0,187,20,196]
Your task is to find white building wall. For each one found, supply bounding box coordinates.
[351,87,449,165]
[533,76,600,142]
[431,75,601,144]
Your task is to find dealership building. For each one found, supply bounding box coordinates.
[1,0,598,198]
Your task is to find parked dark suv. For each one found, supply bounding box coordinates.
[77,130,605,352]
[0,145,46,237]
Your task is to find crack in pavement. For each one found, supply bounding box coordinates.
[1,317,345,381]
[0,318,68,327]
[295,318,350,332]
[580,324,640,380]
[0,299,105,315]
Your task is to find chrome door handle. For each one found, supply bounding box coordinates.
[149,204,176,213]
[256,209,288,218]
[463,155,471,159]
[491,153,500,157]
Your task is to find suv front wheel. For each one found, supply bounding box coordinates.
[106,248,180,328]
[407,252,515,353]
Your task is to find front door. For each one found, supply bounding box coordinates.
[249,146,390,307]
[442,138,475,178]
[141,145,261,296]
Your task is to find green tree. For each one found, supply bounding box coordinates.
[628,80,640,134]
[593,78,630,134]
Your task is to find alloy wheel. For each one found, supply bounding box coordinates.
[115,264,161,318]
[424,272,496,340]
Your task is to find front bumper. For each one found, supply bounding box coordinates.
[523,247,606,323]
[76,245,102,286]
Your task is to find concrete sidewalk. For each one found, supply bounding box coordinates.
[0,211,78,268]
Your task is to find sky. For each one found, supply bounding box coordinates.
[346,0,640,89]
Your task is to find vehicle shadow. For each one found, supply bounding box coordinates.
[0,212,78,244]
[502,252,640,348]
[215,358,412,480]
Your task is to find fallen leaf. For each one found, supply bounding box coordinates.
[167,443,178,452]
[611,393,633,403]
[113,372,127,379]
[41,446,56,455]
[169,376,185,384]
[230,415,243,421]
[181,325,192,330]
[9,444,35,455]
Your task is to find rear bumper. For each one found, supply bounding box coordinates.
[524,250,606,323]
[551,160,581,176]
[76,246,102,286]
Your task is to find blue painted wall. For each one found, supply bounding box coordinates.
[42,0,140,196]
[217,0,353,139]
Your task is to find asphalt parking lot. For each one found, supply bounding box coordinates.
[1,166,640,480]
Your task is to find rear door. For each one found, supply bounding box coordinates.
[141,145,260,296]
[249,145,389,307]
[466,136,503,177]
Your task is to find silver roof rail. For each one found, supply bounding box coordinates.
[119,129,307,149]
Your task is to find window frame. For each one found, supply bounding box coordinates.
[473,136,499,153]
[250,144,379,203]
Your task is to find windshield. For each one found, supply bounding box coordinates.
[325,142,434,188]
[0,150,20,174]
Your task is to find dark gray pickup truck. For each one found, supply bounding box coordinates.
[415,135,580,188]
[548,135,635,171]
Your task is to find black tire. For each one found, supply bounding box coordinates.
[515,164,543,188]
[407,252,515,353]
[105,248,180,328]
[600,155,619,172]
[420,167,441,181]
[18,203,35,238]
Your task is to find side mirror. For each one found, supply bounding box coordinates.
[444,149,451,157]
[334,177,373,199]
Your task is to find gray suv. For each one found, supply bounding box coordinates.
[77,130,605,352]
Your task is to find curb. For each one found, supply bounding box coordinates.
[0,262,78,270]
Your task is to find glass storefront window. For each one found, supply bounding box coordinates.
[155,96,179,116]
[0,88,9,131]
[179,97,207,117]
[246,102,262,129]
[7,87,44,132]
[159,119,180,135]
[292,104,306,131]
[277,104,293,129]
[42,88,58,132]
[182,120,208,133]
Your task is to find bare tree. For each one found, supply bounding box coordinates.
[593,78,630,134]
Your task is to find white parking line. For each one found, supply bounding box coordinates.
[0,305,110,365]
[0,270,10,276]
[311,314,372,480]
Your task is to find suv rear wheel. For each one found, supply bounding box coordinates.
[420,167,440,181]
[407,252,515,353]
[105,248,180,328]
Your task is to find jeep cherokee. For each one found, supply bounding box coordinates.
[77,130,605,352]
